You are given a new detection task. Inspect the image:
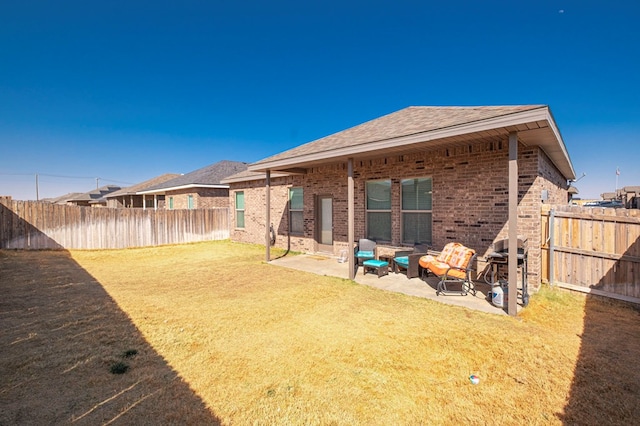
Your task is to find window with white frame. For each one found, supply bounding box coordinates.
[366,179,391,241]
[401,177,432,245]
[235,191,245,229]
[187,194,194,209]
[289,187,303,234]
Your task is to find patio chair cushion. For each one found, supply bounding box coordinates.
[419,242,477,296]
[418,254,436,267]
[421,259,453,277]
[356,250,375,259]
[437,242,461,264]
[418,243,473,280]
[418,242,461,269]
[449,245,475,269]
[394,256,409,268]
[446,245,475,279]
[362,259,388,268]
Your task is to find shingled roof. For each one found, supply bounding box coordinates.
[42,192,84,204]
[140,160,248,193]
[106,173,181,198]
[249,105,575,180]
[67,185,121,203]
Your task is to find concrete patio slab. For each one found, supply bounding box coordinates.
[269,254,515,315]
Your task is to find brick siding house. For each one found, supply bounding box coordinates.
[618,186,640,209]
[66,185,121,207]
[105,173,180,209]
[138,160,248,209]
[222,106,575,313]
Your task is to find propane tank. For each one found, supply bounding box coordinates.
[491,283,504,308]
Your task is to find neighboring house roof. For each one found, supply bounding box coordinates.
[619,186,640,194]
[106,173,181,198]
[42,192,83,204]
[67,185,121,203]
[139,160,249,194]
[221,169,291,184]
[249,105,575,180]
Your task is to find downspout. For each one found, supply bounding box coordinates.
[273,204,291,260]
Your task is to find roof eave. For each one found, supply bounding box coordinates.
[248,106,575,180]
[220,171,291,184]
[106,192,135,198]
[137,183,229,195]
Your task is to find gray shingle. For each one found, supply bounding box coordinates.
[144,160,249,191]
[67,185,122,202]
[253,105,545,165]
[107,173,181,198]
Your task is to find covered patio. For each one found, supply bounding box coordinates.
[228,105,575,317]
[270,253,513,315]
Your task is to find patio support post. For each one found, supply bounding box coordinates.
[549,209,555,287]
[348,158,355,280]
[508,132,518,316]
[265,169,271,262]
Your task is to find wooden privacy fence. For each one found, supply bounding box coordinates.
[0,198,229,250]
[541,204,640,303]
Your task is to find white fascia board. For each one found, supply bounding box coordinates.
[137,183,229,195]
[105,192,136,198]
[249,107,553,172]
[220,172,290,184]
[542,109,576,180]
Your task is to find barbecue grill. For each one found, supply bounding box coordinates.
[486,237,529,306]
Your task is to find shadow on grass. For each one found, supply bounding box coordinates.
[559,235,640,424]
[0,204,220,425]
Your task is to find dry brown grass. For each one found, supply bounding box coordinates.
[1,241,639,425]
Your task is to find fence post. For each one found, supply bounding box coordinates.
[549,208,555,287]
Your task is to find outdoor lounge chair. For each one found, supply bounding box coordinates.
[419,242,477,296]
[392,248,428,279]
[355,238,377,266]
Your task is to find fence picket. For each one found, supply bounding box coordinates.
[541,205,640,303]
[0,199,229,250]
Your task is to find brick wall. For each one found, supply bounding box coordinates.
[526,149,570,288]
[197,188,231,208]
[229,176,310,249]
[229,138,569,290]
[166,187,230,209]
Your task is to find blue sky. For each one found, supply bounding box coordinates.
[1,0,638,200]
